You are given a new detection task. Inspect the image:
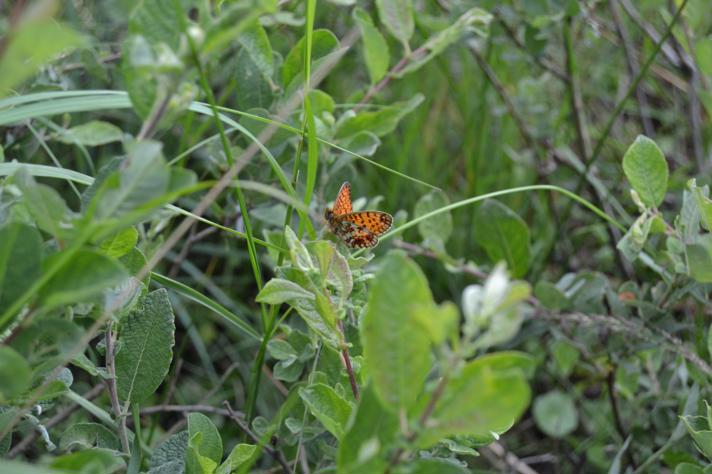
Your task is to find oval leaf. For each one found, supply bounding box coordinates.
[116,289,175,404]
[622,135,668,208]
[474,199,531,278]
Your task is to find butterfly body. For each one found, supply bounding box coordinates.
[325,182,393,249]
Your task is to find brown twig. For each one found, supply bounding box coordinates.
[105,322,130,453]
[485,441,543,474]
[609,0,655,137]
[353,46,427,113]
[494,10,568,82]
[223,402,291,474]
[338,319,360,401]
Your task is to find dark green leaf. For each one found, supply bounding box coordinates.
[282,29,339,87]
[116,289,175,404]
[40,250,128,309]
[474,199,531,278]
[0,222,42,313]
[0,346,31,402]
[59,423,120,451]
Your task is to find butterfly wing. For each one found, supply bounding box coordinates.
[331,182,352,216]
[333,219,379,248]
[340,211,393,236]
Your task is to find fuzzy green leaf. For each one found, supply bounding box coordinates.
[474,199,531,278]
[353,8,390,84]
[116,289,175,404]
[622,135,668,208]
[299,383,352,439]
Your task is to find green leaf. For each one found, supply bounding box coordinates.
[353,8,390,84]
[40,250,128,309]
[256,278,315,305]
[116,289,175,404]
[0,16,85,96]
[375,0,414,51]
[533,281,569,311]
[128,0,187,49]
[403,458,470,474]
[533,390,578,438]
[0,222,43,313]
[52,121,124,146]
[335,94,424,139]
[186,413,223,474]
[94,140,170,219]
[149,431,188,473]
[98,227,139,258]
[414,189,452,248]
[675,463,705,474]
[682,415,712,461]
[122,35,158,119]
[267,339,298,361]
[216,444,257,474]
[551,340,580,377]
[361,251,434,411]
[0,346,31,402]
[396,8,492,77]
[622,135,669,208]
[282,29,339,87]
[59,422,121,451]
[299,383,352,439]
[50,448,122,474]
[235,45,274,110]
[686,234,712,283]
[14,169,71,239]
[338,384,398,474]
[238,20,274,79]
[417,354,531,447]
[474,199,531,278]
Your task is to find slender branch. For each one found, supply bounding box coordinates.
[565,0,690,215]
[224,402,291,474]
[354,46,427,113]
[105,322,130,453]
[494,10,568,82]
[609,0,655,137]
[485,441,543,474]
[338,319,360,401]
[618,0,686,68]
[141,404,232,416]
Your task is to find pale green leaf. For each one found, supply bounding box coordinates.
[622,135,668,208]
[417,355,530,447]
[533,390,578,438]
[375,0,414,50]
[53,120,124,146]
[362,251,434,411]
[98,227,139,258]
[415,189,452,247]
[353,8,390,84]
[299,383,352,439]
[335,94,424,139]
[686,234,712,283]
[256,278,315,305]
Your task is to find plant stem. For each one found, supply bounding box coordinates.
[338,319,360,401]
[105,322,130,454]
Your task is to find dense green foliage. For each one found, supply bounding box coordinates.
[2,0,712,473]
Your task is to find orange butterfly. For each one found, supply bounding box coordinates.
[324,182,393,248]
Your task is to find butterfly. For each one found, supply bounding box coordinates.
[324,182,393,249]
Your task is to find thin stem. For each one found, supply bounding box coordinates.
[105,322,130,453]
[338,319,360,401]
[567,0,690,208]
[224,402,292,474]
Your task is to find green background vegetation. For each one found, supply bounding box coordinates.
[2,0,712,473]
